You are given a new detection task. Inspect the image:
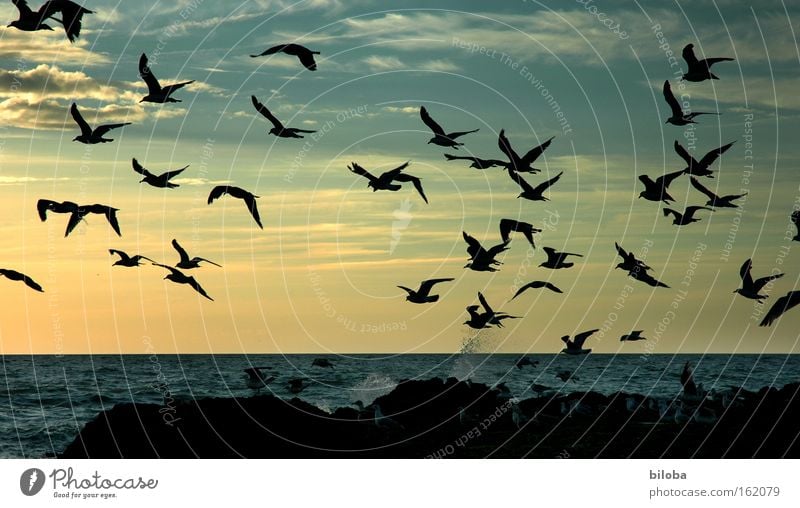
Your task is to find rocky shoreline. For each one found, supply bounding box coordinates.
[60,377,800,458]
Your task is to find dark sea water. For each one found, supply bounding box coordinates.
[1,353,798,458]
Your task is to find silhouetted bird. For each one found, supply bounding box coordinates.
[70,103,130,144]
[662,80,717,125]
[139,53,194,103]
[37,199,121,237]
[638,169,684,203]
[561,329,598,355]
[132,158,187,188]
[690,177,746,208]
[540,246,581,269]
[0,268,43,292]
[251,95,316,138]
[663,205,711,226]
[507,169,562,202]
[499,218,540,248]
[153,263,213,301]
[9,0,92,42]
[681,44,733,82]
[250,43,320,71]
[734,259,783,302]
[207,185,263,229]
[498,129,554,173]
[464,292,519,329]
[109,249,153,267]
[348,161,427,203]
[675,140,734,178]
[792,211,800,242]
[511,281,563,300]
[419,106,478,149]
[620,330,646,342]
[759,290,800,327]
[312,358,334,369]
[243,367,274,391]
[515,356,539,369]
[628,268,670,288]
[614,242,651,272]
[444,154,507,170]
[398,278,454,303]
[462,231,509,272]
[171,239,221,269]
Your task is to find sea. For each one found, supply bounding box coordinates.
[1,353,798,458]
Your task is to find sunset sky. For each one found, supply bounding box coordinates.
[0,0,798,355]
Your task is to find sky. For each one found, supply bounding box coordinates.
[0,0,799,355]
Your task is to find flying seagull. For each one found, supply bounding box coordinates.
[498,130,554,173]
[139,53,195,103]
[132,158,187,188]
[9,0,93,42]
[663,205,711,226]
[419,106,478,149]
[511,281,563,300]
[792,211,800,242]
[662,80,717,125]
[109,249,154,267]
[499,218,541,248]
[251,95,316,139]
[250,43,320,71]
[464,292,519,329]
[462,231,509,272]
[561,329,598,355]
[690,177,746,208]
[620,330,646,342]
[312,358,334,369]
[638,169,685,203]
[759,290,800,327]
[153,263,213,301]
[627,268,670,288]
[348,161,428,203]
[444,154,507,170]
[0,268,43,292]
[398,278,454,304]
[674,140,734,178]
[734,259,783,302]
[614,242,651,272]
[507,169,563,201]
[540,246,582,269]
[171,239,221,270]
[37,199,121,237]
[681,43,733,82]
[243,367,274,391]
[207,185,263,229]
[70,103,130,144]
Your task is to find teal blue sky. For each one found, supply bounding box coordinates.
[0,0,798,354]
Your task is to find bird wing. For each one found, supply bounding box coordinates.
[657,169,686,188]
[131,158,152,177]
[702,57,735,67]
[753,272,783,292]
[520,136,554,165]
[392,174,428,203]
[12,0,33,17]
[792,211,800,229]
[690,176,717,200]
[153,263,182,277]
[20,272,44,292]
[243,194,263,229]
[478,292,493,314]
[418,278,454,295]
[685,206,710,218]
[542,246,557,262]
[507,168,535,193]
[419,106,445,136]
[498,218,518,243]
[40,0,92,42]
[682,44,699,67]
[250,95,283,129]
[498,129,521,168]
[139,53,161,94]
[673,140,698,166]
[36,199,57,221]
[662,80,682,116]
[64,211,84,237]
[108,249,129,262]
[760,291,800,327]
[102,207,122,236]
[446,128,479,139]
[162,165,189,180]
[698,142,734,168]
[544,282,563,293]
[93,122,131,137]
[348,162,377,183]
[187,276,214,301]
[532,171,563,194]
[486,241,509,259]
[207,185,229,204]
[161,80,194,97]
[614,242,631,262]
[573,329,598,348]
[381,161,411,179]
[172,239,190,264]
[296,51,318,71]
[70,103,92,137]
[462,231,483,259]
[251,44,286,57]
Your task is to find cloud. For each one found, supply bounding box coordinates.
[382,106,418,114]
[0,175,70,185]
[363,55,405,71]
[0,27,110,65]
[0,64,137,102]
